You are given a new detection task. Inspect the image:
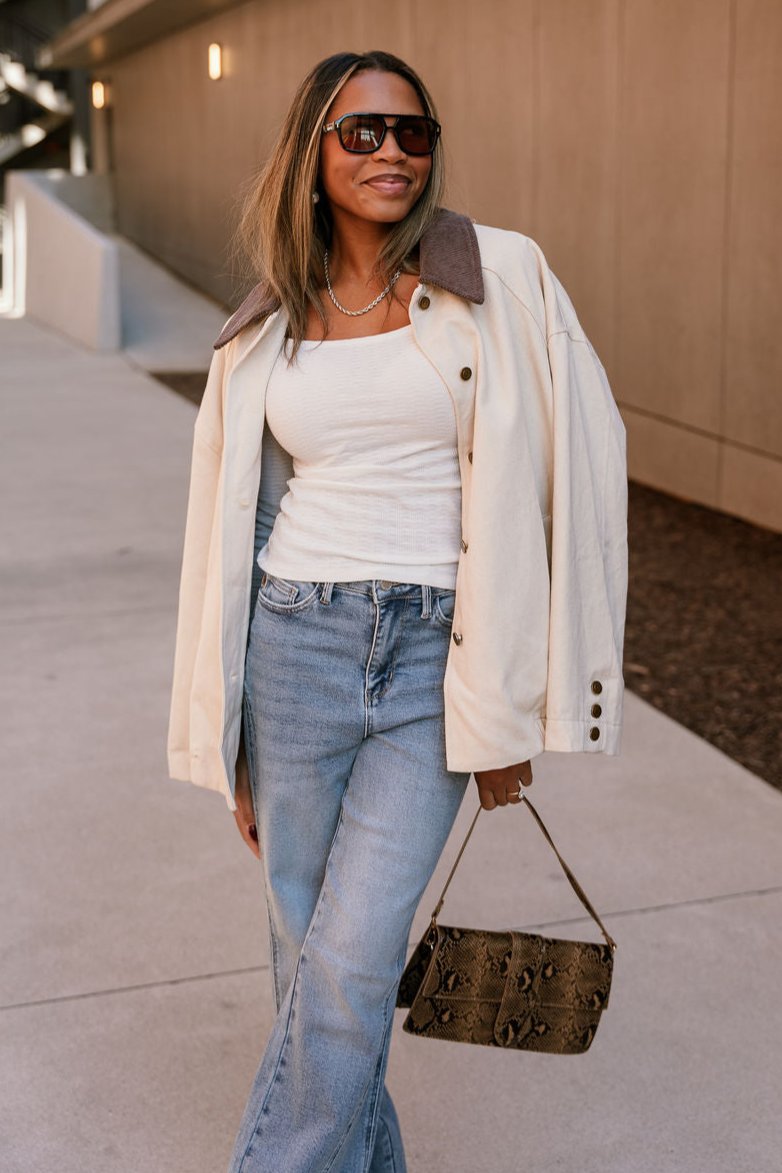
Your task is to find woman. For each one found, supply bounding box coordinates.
[167,49,628,1173]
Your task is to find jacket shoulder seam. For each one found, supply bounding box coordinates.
[481,266,546,344]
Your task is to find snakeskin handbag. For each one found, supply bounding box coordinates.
[396,794,617,1054]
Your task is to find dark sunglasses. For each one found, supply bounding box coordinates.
[321,112,441,156]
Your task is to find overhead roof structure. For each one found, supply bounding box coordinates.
[36,0,244,69]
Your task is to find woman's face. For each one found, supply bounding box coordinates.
[318,70,433,226]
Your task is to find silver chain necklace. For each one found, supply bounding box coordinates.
[323,249,402,317]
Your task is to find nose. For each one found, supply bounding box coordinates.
[374,121,407,161]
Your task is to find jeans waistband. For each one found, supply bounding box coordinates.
[315,580,453,618]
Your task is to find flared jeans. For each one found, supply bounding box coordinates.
[227,575,471,1173]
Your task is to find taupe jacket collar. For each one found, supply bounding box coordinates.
[212,207,484,350]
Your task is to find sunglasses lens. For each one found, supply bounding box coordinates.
[339,115,386,152]
[396,116,438,154]
[335,115,439,154]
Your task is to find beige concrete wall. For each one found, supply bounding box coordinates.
[103,0,782,531]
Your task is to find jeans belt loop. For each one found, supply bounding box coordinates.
[319,581,334,605]
[420,583,432,619]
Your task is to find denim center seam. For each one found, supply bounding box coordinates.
[374,1113,399,1173]
[322,974,395,1173]
[366,593,407,710]
[236,943,303,1169]
[359,992,397,1173]
[240,798,362,1173]
[363,591,382,739]
[243,690,283,1011]
[372,596,411,705]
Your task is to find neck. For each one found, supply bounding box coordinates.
[326,208,396,284]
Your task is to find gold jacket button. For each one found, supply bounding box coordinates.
[452,631,463,645]
[589,726,600,741]
[460,538,468,552]
[418,295,431,310]
[460,366,472,380]
[591,680,603,694]
[591,703,602,717]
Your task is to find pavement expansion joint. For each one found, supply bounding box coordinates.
[0,962,271,1015]
[516,881,782,934]
[4,885,781,1015]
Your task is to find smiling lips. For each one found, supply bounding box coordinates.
[363,174,412,194]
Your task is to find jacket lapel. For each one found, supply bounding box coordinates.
[418,208,484,304]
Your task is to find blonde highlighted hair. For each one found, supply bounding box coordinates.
[229,50,446,359]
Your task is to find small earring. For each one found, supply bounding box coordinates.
[312,191,320,204]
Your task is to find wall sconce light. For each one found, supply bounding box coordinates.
[208,43,222,81]
[91,80,108,109]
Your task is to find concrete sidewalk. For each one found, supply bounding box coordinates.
[1,313,780,1173]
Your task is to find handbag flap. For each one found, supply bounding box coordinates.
[420,925,516,1002]
[494,930,614,1046]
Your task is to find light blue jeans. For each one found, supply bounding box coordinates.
[228,575,471,1173]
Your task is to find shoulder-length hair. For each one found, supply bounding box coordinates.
[230,50,446,359]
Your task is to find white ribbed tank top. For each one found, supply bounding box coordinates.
[256,324,462,590]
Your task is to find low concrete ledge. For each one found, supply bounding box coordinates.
[3,169,121,351]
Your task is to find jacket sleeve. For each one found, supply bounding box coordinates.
[166,346,227,783]
[537,259,628,755]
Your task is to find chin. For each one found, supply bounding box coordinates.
[341,204,411,226]
[375,207,415,223]
[359,192,419,220]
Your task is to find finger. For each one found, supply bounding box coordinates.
[507,789,523,803]
[478,787,498,811]
[243,823,261,859]
[233,809,261,859]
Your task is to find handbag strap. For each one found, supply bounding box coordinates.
[429,795,617,952]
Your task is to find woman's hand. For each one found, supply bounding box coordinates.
[474,760,533,810]
[233,738,261,860]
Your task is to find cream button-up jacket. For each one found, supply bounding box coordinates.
[167,209,628,812]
